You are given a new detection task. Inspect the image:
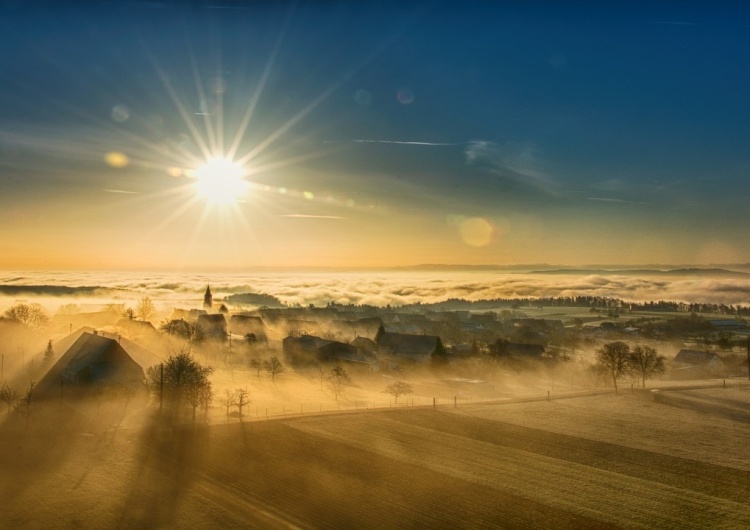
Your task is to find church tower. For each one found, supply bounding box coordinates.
[203,284,213,310]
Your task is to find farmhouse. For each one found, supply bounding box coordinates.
[507,343,545,359]
[35,329,160,399]
[229,314,268,342]
[282,334,376,368]
[673,349,725,374]
[197,313,227,340]
[376,332,443,364]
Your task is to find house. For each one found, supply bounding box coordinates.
[283,334,376,369]
[376,332,443,364]
[229,314,268,343]
[197,314,227,340]
[673,349,725,374]
[506,343,545,358]
[709,319,747,331]
[35,329,160,399]
[351,336,377,354]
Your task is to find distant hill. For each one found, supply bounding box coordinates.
[225,292,285,307]
[529,268,750,278]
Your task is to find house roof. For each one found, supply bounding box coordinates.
[507,343,545,357]
[674,349,723,365]
[378,332,440,356]
[36,329,161,395]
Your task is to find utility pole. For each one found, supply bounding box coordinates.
[159,362,164,412]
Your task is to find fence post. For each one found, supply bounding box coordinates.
[547,390,550,401]
[454,396,457,408]
[433,397,436,409]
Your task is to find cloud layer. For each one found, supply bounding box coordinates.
[3,270,750,311]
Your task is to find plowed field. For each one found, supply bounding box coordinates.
[2,388,749,529]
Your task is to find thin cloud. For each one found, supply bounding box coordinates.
[586,197,645,204]
[465,140,560,197]
[324,139,465,146]
[280,214,345,219]
[103,189,139,194]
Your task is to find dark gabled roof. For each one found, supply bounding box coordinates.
[36,330,161,396]
[378,332,439,356]
[283,334,332,351]
[507,343,545,357]
[674,349,723,365]
[198,314,227,323]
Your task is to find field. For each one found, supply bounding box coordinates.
[2,386,750,529]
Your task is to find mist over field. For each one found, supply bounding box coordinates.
[4,268,750,311]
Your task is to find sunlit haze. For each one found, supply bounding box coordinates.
[0,2,748,270]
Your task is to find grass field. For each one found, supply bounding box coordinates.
[2,387,750,529]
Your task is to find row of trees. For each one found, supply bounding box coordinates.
[595,342,666,392]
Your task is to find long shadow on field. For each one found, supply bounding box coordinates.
[655,391,750,423]
[0,403,92,506]
[117,411,207,529]
[198,420,613,530]
[381,408,750,506]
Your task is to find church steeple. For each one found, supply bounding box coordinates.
[203,284,213,310]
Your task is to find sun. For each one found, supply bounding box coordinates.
[193,157,247,205]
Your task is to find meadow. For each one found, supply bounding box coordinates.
[2,385,749,529]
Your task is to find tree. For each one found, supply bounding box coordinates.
[245,333,258,346]
[595,341,630,393]
[4,303,49,328]
[185,376,213,423]
[249,358,263,378]
[137,297,156,322]
[717,333,733,352]
[161,319,204,351]
[0,383,20,414]
[42,340,54,364]
[384,381,413,403]
[327,366,352,401]
[488,338,510,358]
[146,352,213,418]
[431,338,448,368]
[235,387,250,418]
[264,356,284,382]
[218,304,229,314]
[628,345,665,388]
[221,389,237,416]
[122,307,136,321]
[374,324,386,344]
[58,303,80,315]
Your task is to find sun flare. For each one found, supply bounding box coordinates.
[193,157,247,205]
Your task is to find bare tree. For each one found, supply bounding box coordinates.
[122,307,136,321]
[628,345,666,388]
[137,297,156,322]
[316,364,326,390]
[595,341,630,393]
[221,389,237,416]
[327,366,352,401]
[4,303,49,329]
[186,377,213,423]
[58,303,80,315]
[249,358,263,378]
[0,383,20,414]
[235,387,250,418]
[384,381,413,403]
[264,356,284,382]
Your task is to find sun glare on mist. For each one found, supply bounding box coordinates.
[193,157,247,205]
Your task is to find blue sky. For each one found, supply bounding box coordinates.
[1,1,749,269]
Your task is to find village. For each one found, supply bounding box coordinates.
[1,283,749,424]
